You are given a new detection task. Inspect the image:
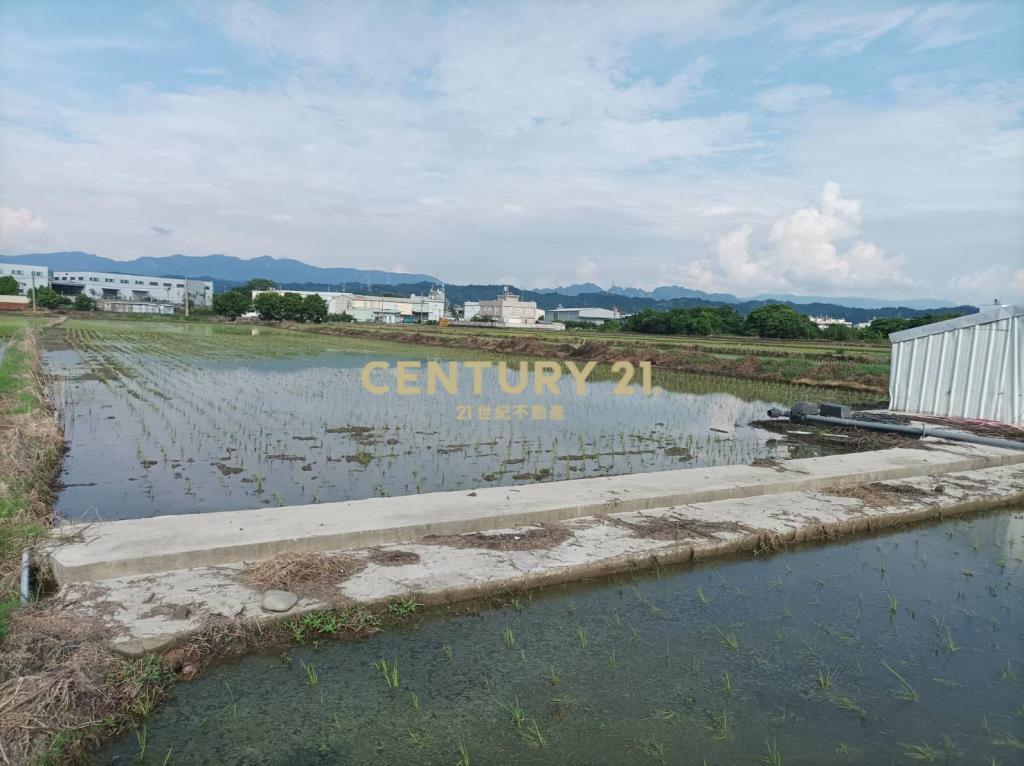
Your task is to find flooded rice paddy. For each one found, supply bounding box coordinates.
[44,321,869,521]
[99,509,1024,764]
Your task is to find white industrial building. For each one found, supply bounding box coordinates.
[51,271,213,307]
[888,304,1023,426]
[253,287,446,323]
[462,289,543,325]
[0,263,51,294]
[547,306,622,325]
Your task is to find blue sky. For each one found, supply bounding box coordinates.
[1,0,1022,302]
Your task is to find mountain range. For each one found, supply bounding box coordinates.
[1,251,969,319]
[0,252,437,287]
[536,282,956,310]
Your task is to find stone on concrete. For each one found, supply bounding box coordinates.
[261,590,298,613]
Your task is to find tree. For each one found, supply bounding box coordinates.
[0,275,20,295]
[72,294,96,311]
[744,304,820,339]
[253,291,285,320]
[243,278,277,292]
[823,323,855,341]
[279,292,305,321]
[212,290,252,318]
[301,293,328,323]
[29,286,70,309]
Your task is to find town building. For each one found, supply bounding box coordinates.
[50,271,213,307]
[0,263,50,295]
[463,288,543,325]
[547,306,622,325]
[888,303,1023,426]
[808,315,852,330]
[0,295,31,311]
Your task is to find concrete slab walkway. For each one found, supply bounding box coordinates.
[49,442,1024,584]
[43,444,1024,656]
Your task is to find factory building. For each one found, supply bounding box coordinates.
[50,271,213,307]
[0,263,51,294]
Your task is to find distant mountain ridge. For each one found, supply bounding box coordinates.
[536,282,956,310]
[0,252,438,287]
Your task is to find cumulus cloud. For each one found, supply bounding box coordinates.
[0,206,47,250]
[949,265,1024,304]
[682,182,909,294]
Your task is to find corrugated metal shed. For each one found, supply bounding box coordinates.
[888,304,1023,425]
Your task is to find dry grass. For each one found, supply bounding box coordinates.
[239,551,364,595]
[612,513,755,542]
[826,481,935,508]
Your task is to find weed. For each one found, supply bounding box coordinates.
[387,597,418,618]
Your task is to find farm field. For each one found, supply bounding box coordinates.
[99,509,1024,765]
[40,318,879,521]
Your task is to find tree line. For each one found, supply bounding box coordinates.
[613,304,962,341]
[212,279,353,323]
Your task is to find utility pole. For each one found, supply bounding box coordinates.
[184,282,190,318]
[30,271,37,312]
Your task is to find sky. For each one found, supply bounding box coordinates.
[0,1,1022,303]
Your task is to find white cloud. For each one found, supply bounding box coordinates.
[756,84,831,113]
[949,265,1024,304]
[680,182,909,294]
[0,206,47,250]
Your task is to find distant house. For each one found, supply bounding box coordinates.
[889,303,1023,426]
[808,315,852,330]
[0,295,30,311]
[547,307,622,325]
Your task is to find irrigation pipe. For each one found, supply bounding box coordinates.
[766,404,1024,452]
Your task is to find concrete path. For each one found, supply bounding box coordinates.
[49,442,1024,584]
[43,445,1024,656]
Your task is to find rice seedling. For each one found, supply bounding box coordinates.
[409,691,420,712]
[943,626,960,653]
[826,692,865,717]
[707,710,730,741]
[455,737,470,766]
[519,720,546,749]
[547,667,561,686]
[375,658,399,689]
[818,666,838,689]
[408,730,430,750]
[135,724,147,760]
[576,626,589,650]
[503,627,516,649]
[834,743,850,757]
[639,737,667,764]
[442,643,453,662]
[301,660,319,688]
[716,626,739,651]
[881,660,918,702]
[760,737,782,766]
[499,695,526,727]
[697,585,709,605]
[721,670,733,694]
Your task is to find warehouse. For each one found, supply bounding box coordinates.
[888,304,1023,426]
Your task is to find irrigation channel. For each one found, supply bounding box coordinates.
[97,508,1024,764]
[42,320,879,521]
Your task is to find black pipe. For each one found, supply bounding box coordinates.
[766,404,1024,452]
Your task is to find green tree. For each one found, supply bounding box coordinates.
[29,286,70,309]
[212,290,252,318]
[243,278,277,292]
[0,275,20,295]
[744,304,820,339]
[823,323,855,341]
[301,293,328,323]
[72,294,96,311]
[279,292,305,321]
[253,291,285,320]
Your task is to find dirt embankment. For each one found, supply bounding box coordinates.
[292,324,890,393]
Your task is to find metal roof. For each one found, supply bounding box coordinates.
[889,303,1024,343]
